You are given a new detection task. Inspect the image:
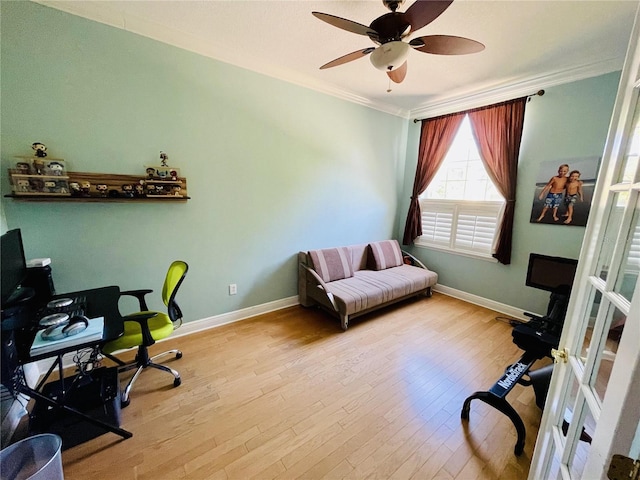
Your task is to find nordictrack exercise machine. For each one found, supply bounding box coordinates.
[460,254,580,456]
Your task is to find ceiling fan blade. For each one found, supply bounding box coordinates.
[410,35,485,55]
[387,61,407,83]
[404,0,454,32]
[312,12,379,40]
[320,48,376,69]
[370,12,411,42]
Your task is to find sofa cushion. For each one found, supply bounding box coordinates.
[368,240,403,270]
[308,247,354,283]
[323,265,437,315]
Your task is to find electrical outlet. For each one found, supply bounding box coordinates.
[229,284,237,295]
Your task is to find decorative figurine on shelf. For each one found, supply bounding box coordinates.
[29,178,44,192]
[81,181,91,197]
[146,184,156,195]
[69,182,82,196]
[170,170,178,181]
[43,180,56,193]
[16,179,30,192]
[172,185,182,197]
[58,182,68,194]
[146,167,156,179]
[31,142,47,158]
[160,151,169,167]
[33,158,45,175]
[157,169,168,180]
[121,184,134,198]
[96,184,108,197]
[46,161,64,176]
[16,162,31,174]
[135,183,145,197]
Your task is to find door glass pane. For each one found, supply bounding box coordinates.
[598,192,629,281]
[618,96,640,184]
[556,374,580,442]
[615,197,640,302]
[548,442,563,480]
[621,155,639,184]
[579,286,601,367]
[567,406,596,479]
[592,304,626,403]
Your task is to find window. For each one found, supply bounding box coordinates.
[416,115,505,258]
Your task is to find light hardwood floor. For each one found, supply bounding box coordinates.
[58,293,549,479]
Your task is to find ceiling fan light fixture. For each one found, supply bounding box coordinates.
[369,41,410,71]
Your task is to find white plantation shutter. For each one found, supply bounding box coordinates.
[417,200,504,257]
[420,202,454,246]
[455,211,498,252]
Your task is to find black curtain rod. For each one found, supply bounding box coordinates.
[412,89,545,123]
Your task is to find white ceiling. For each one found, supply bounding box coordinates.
[38,0,639,118]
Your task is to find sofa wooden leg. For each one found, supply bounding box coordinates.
[340,315,349,331]
[426,287,433,298]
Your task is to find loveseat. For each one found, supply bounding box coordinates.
[298,240,438,330]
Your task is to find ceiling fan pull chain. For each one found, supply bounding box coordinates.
[387,77,392,93]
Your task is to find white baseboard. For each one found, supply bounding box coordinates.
[172,295,300,338]
[433,285,539,321]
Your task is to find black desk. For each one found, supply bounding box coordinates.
[2,286,132,441]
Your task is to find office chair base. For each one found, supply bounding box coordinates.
[121,358,182,407]
[104,349,183,407]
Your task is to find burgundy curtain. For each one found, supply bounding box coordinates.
[402,112,465,245]
[468,97,527,265]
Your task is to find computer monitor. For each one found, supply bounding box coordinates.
[1,229,28,307]
[526,253,578,294]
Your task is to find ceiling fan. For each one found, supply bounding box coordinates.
[312,0,484,84]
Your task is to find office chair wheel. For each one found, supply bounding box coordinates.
[175,351,183,359]
[174,377,181,387]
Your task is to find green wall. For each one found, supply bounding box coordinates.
[400,72,620,315]
[1,2,407,320]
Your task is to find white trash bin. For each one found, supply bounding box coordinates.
[0,434,63,480]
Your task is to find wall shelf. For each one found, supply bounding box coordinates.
[6,171,190,202]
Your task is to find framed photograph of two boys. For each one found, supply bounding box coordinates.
[530,157,600,227]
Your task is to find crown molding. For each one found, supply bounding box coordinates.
[408,57,624,121]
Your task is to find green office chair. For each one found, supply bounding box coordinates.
[102,260,188,406]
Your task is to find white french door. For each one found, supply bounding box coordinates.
[528,4,640,479]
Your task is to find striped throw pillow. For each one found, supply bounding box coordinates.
[369,240,403,270]
[308,247,354,282]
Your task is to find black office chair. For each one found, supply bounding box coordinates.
[102,261,188,406]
